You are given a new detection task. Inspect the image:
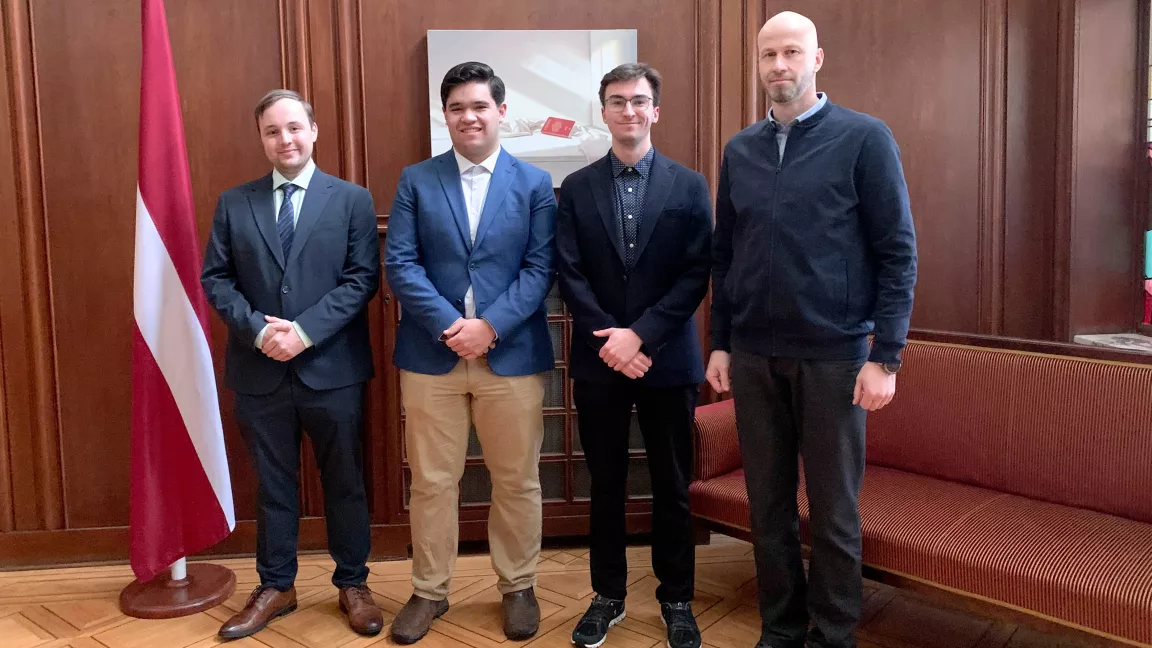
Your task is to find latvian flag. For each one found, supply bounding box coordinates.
[130,0,235,582]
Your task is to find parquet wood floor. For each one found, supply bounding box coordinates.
[0,535,1118,648]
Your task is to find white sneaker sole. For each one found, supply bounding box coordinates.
[571,611,625,648]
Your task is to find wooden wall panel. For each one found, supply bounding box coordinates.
[761,0,986,333]
[30,0,282,529]
[978,0,1007,336]
[360,0,700,211]
[0,0,15,533]
[1066,0,1142,335]
[32,0,140,529]
[1,0,1148,568]
[1002,0,1059,339]
[2,0,64,532]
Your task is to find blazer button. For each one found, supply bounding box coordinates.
[282,286,289,294]
[469,263,476,270]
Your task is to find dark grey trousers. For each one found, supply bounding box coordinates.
[731,351,867,648]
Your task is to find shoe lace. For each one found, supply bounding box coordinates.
[346,584,374,604]
[582,594,620,627]
[245,585,274,607]
[663,602,697,634]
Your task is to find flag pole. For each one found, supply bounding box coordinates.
[171,557,187,581]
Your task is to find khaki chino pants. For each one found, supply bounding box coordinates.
[400,358,545,600]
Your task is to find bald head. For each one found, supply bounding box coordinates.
[757,11,823,111]
[759,11,819,51]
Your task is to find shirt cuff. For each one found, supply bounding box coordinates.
[292,321,314,348]
[254,324,270,349]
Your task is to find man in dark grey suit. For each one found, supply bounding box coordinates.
[201,89,383,640]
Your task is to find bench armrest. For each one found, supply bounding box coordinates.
[692,399,742,481]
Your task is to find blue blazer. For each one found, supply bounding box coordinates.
[556,150,712,387]
[385,148,556,377]
[201,168,380,396]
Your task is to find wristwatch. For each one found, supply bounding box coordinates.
[880,359,902,374]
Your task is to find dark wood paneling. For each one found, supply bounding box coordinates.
[979,0,1007,335]
[1051,0,1077,341]
[1002,0,1059,339]
[360,0,700,211]
[4,0,63,532]
[31,0,136,530]
[31,0,282,529]
[762,0,985,333]
[371,239,407,525]
[1066,0,1142,335]
[0,0,18,534]
[3,0,1149,568]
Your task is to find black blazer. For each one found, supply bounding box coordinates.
[201,167,380,396]
[556,150,712,388]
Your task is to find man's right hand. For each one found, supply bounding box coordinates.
[619,352,652,379]
[706,350,731,393]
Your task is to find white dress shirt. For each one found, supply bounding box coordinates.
[454,147,500,319]
[255,159,317,350]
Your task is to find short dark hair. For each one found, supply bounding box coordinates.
[598,63,662,107]
[254,89,315,125]
[440,61,506,109]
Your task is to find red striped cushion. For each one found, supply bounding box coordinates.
[694,464,1152,643]
[692,400,741,481]
[798,466,1002,578]
[927,494,1152,644]
[867,342,1152,524]
[689,469,749,530]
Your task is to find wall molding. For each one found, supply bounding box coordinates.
[2,0,63,532]
[1052,0,1079,341]
[978,0,1008,335]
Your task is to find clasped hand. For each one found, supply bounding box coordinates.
[261,315,305,361]
[593,327,651,379]
[443,318,497,360]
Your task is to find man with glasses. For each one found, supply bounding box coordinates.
[555,63,712,648]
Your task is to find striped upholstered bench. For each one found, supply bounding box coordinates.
[689,340,1152,646]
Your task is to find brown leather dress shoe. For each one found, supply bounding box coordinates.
[502,588,540,640]
[339,584,384,636]
[390,594,449,644]
[218,585,297,639]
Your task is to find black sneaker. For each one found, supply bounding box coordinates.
[660,602,701,648]
[571,594,626,647]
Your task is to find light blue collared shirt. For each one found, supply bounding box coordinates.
[767,92,828,159]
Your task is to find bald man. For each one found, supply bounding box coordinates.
[707,12,917,648]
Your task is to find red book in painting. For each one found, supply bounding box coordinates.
[541,116,576,138]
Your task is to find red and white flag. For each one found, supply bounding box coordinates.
[130,0,235,582]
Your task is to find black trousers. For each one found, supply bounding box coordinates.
[574,378,697,603]
[731,351,867,648]
[235,371,371,590]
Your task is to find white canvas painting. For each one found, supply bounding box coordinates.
[428,29,638,187]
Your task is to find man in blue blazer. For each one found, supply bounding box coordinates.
[556,64,712,648]
[384,62,556,644]
[201,90,383,639]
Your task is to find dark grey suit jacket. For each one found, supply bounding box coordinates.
[201,167,380,395]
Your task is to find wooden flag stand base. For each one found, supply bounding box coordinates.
[119,560,236,619]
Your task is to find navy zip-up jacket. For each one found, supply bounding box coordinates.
[710,100,917,364]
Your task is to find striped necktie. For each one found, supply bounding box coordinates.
[278,183,297,258]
